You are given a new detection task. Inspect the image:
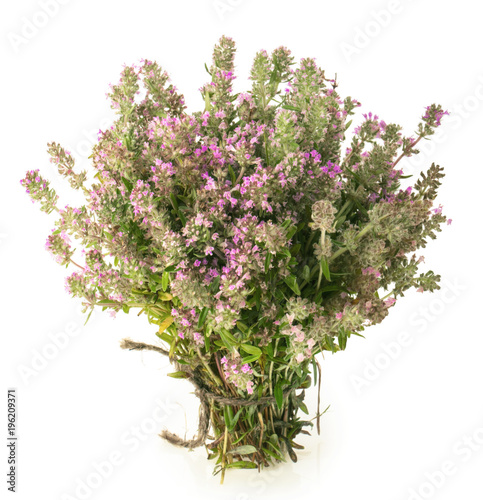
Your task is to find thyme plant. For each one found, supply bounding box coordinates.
[21,36,449,482]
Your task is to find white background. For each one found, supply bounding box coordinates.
[1,1,482,499]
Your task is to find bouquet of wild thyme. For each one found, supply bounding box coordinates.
[21,36,449,482]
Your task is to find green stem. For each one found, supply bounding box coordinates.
[301,216,389,291]
[220,426,228,485]
[392,134,424,169]
[329,221,376,263]
[260,88,270,165]
[316,230,326,292]
[337,200,351,219]
[234,166,246,187]
[196,347,223,388]
[69,259,85,271]
[304,231,316,255]
[380,289,395,300]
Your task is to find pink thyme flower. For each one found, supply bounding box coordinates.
[295,353,305,363]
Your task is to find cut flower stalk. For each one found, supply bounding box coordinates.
[120,337,320,481]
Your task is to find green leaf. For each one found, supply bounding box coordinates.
[231,430,251,445]
[228,406,244,432]
[278,248,291,258]
[264,252,272,274]
[254,288,261,310]
[161,271,169,292]
[158,316,174,333]
[240,344,262,356]
[354,198,368,217]
[168,334,178,359]
[150,274,163,283]
[210,276,220,293]
[167,371,188,379]
[227,445,257,455]
[203,91,212,112]
[203,330,211,351]
[324,335,339,353]
[299,402,309,414]
[281,219,292,229]
[320,256,331,282]
[121,177,133,192]
[219,328,237,350]
[274,381,284,410]
[97,299,117,305]
[338,330,348,350]
[225,461,257,469]
[156,331,172,343]
[269,433,279,446]
[266,342,274,357]
[236,321,249,334]
[312,358,318,385]
[262,446,286,462]
[241,354,260,363]
[286,226,298,240]
[228,164,236,185]
[224,405,235,431]
[83,309,94,326]
[302,265,310,281]
[266,355,288,365]
[198,306,209,328]
[284,275,301,295]
[169,193,178,210]
[282,105,301,112]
